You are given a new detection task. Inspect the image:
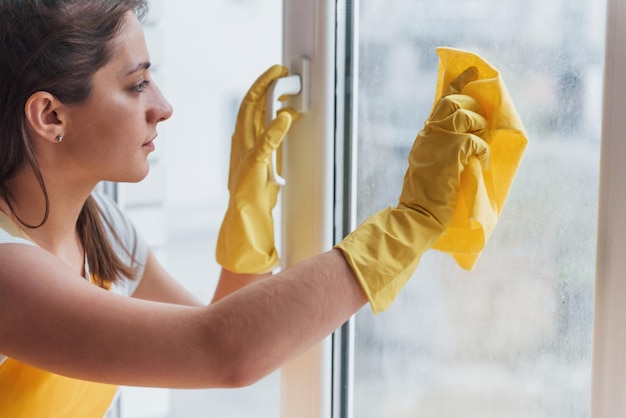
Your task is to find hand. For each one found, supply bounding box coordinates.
[216,65,295,274]
[335,69,489,313]
[400,91,489,228]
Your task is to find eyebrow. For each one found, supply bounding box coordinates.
[126,61,151,76]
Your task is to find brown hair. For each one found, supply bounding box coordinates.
[0,0,149,288]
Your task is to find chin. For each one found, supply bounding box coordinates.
[128,167,151,183]
[109,161,151,184]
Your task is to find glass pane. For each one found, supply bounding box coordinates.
[353,1,605,417]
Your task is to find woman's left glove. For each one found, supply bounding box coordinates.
[216,65,295,273]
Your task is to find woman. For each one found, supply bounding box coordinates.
[0,0,488,416]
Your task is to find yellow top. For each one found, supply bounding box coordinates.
[0,359,118,418]
[430,47,529,270]
[0,212,118,418]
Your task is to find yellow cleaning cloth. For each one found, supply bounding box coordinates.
[430,47,528,270]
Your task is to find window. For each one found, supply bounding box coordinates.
[115,0,623,416]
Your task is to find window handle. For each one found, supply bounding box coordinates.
[265,57,310,185]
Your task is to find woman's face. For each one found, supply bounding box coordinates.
[60,11,173,184]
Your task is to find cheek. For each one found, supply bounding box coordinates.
[83,109,143,150]
[66,93,148,167]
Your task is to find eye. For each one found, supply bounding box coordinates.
[131,79,150,93]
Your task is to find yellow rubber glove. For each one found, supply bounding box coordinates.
[216,65,294,273]
[335,69,490,313]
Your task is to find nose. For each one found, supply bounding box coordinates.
[148,82,173,123]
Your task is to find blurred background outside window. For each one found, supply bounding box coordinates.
[354,1,605,417]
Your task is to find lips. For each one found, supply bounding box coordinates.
[142,134,157,149]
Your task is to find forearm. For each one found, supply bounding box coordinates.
[203,249,367,387]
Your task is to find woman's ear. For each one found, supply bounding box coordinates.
[24,91,65,144]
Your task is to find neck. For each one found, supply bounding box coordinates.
[0,165,96,254]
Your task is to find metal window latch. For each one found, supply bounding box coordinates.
[265,56,310,185]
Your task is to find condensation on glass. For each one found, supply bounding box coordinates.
[353,1,605,417]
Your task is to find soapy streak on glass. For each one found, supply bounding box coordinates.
[353,0,603,417]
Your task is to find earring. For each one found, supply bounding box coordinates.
[55,135,63,143]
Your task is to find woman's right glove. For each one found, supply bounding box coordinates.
[335,74,489,313]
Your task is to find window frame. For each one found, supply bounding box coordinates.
[282,0,622,417]
[279,0,339,417]
[591,0,626,415]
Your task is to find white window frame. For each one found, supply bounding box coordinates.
[591,0,626,415]
[279,0,338,417]
[282,0,625,417]
[280,0,359,416]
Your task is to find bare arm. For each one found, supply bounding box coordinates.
[0,244,365,389]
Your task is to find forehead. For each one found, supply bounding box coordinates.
[103,12,149,74]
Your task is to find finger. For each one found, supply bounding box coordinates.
[428,104,488,139]
[277,107,299,122]
[430,94,484,122]
[465,134,491,170]
[447,109,488,136]
[254,110,294,161]
[245,65,289,106]
[274,108,298,176]
[445,66,479,96]
[236,65,289,142]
